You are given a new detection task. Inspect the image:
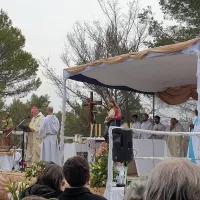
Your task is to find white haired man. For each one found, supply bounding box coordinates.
[146,159,200,200]
[124,176,147,200]
[26,107,44,166]
[39,106,61,165]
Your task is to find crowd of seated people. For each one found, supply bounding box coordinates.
[20,156,200,200]
[21,156,106,200]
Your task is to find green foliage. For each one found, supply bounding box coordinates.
[148,0,200,48]
[159,0,200,26]
[2,94,50,146]
[118,91,143,123]
[26,94,50,114]
[64,105,90,137]
[7,99,30,127]
[25,161,46,178]
[5,94,50,127]
[0,9,41,97]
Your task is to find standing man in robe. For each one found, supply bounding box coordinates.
[167,118,184,157]
[141,113,153,139]
[40,106,60,165]
[26,107,44,166]
[132,114,141,138]
[152,116,166,139]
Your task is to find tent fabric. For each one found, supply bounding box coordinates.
[65,37,200,74]
[157,84,198,105]
[63,37,200,105]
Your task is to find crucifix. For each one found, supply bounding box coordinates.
[83,92,102,137]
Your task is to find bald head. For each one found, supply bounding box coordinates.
[31,107,39,117]
[46,106,53,115]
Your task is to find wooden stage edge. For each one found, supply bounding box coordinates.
[0,171,25,200]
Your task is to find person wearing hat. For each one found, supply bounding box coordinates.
[2,112,13,146]
[26,107,44,166]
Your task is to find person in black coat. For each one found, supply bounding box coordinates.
[58,156,107,200]
[21,164,67,199]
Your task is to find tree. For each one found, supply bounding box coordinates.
[145,0,199,127]
[147,0,200,48]
[0,9,41,97]
[42,0,153,127]
[159,0,200,27]
[3,94,50,147]
[6,94,50,127]
[26,94,50,114]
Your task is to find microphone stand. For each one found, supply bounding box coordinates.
[6,118,27,139]
[5,117,27,171]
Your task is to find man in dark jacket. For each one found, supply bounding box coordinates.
[58,156,107,200]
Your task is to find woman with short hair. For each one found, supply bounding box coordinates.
[21,164,67,199]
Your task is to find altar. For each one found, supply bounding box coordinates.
[0,151,21,171]
[133,138,170,176]
[64,137,105,162]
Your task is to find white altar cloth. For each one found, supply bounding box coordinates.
[133,139,170,176]
[64,138,105,163]
[0,151,21,171]
[104,187,124,200]
[64,143,88,162]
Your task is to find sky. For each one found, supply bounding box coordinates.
[0,0,163,112]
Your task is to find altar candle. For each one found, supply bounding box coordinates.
[90,124,93,137]
[95,124,98,137]
[130,123,132,128]
[98,124,101,137]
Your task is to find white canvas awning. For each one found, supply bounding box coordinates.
[64,37,200,94]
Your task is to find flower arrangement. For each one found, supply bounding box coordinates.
[6,161,46,200]
[25,161,46,178]
[7,179,30,200]
[90,142,118,188]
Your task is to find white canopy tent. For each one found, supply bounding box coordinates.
[60,37,200,200]
[60,38,200,163]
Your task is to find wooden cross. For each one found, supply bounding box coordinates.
[83,92,102,137]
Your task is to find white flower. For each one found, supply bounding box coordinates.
[17,182,22,191]
[16,190,19,197]
[7,193,12,199]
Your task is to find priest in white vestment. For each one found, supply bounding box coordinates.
[39,106,61,165]
[141,113,153,139]
[26,107,44,166]
[132,114,141,138]
[152,116,166,139]
[167,118,184,157]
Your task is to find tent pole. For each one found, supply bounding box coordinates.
[153,93,155,125]
[60,78,67,165]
